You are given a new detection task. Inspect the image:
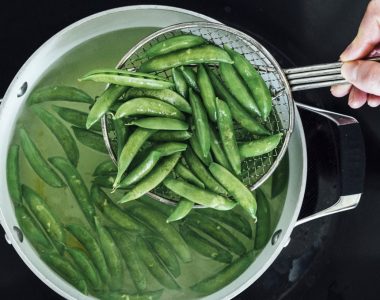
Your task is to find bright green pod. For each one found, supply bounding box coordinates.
[197,64,217,122]
[209,127,232,172]
[174,162,204,189]
[180,66,199,92]
[172,67,188,98]
[149,130,192,142]
[166,199,194,223]
[28,85,93,105]
[128,117,188,131]
[7,144,22,205]
[189,135,212,166]
[239,133,283,159]
[113,118,128,159]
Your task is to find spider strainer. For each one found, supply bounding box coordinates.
[101,22,294,206]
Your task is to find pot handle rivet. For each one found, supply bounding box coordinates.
[13,226,23,243]
[4,233,12,245]
[271,229,282,245]
[17,82,28,97]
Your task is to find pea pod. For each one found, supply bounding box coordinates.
[146,236,181,278]
[224,46,273,120]
[94,217,124,289]
[255,188,271,250]
[206,67,270,136]
[66,224,110,284]
[201,209,252,238]
[163,178,235,211]
[271,154,289,198]
[186,212,246,255]
[180,224,232,264]
[216,98,241,175]
[93,160,117,176]
[138,195,174,216]
[114,128,156,189]
[145,34,205,58]
[189,88,210,158]
[125,88,191,113]
[113,118,128,159]
[52,106,102,132]
[139,45,233,72]
[7,144,22,205]
[93,174,117,189]
[209,127,232,171]
[220,62,261,117]
[209,163,257,220]
[28,85,93,105]
[91,185,141,231]
[109,229,147,292]
[128,117,188,130]
[86,84,128,129]
[40,252,88,294]
[49,156,96,228]
[32,106,80,167]
[98,290,163,300]
[184,148,227,195]
[166,199,194,223]
[239,133,283,159]
[19,128,65,188]
[191,251,254,294]
[174,162,204,189]
[172,67,188,98]
[189,135,212,166]
[130,205,192,263]
[15,205,53,253]
[119,152,181,203]
[180,66,199,92]
[71,126,109,154]
[150,130,192,142]
[79,69,174,89]
[197,64,217,122]
[66,247,102,289]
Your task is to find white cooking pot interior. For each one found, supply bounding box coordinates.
[0,5,307,300]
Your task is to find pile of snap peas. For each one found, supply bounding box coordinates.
[5,33,284,299]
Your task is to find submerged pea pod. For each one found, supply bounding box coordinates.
[149,130,192,142]
[166,199,194,223]
[119,152,181,203]
[52,106,102,132]
[28,85,93,105]
[72,126,109,154]
[216,98,241,175]
[209,163,257,220]
[140,45,233,72]
[86,84,128,129]
[271,154,289,198]
[93,174,117,189]
[209,126,232,172]
[128,117,188,131]
[32,106,79,167]
[172,67,188,98]
[197,64,217,122]
[98,290,163,300]
[174,162,204,189]
[7,144,22,205]
[255,188,271,250]
[125,88,191,113]
[79,68,174,89]
[180,66,199,92]
[138,195,174,217]
[19,128,65,188]
[49,156,96,228]
[93,160,117,176]
[239,133,283,159]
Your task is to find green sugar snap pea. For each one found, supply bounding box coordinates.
[166,199,194,223]
[109,228,147,292]
[209,163,257,220]
[119,152,181,203]
[130,205,192,263]
[255,188,271,250]
[206,67,270,136]
[220,62,261,117]
[125,87,191,113]
[189,88,210,158]
[140,45,233,72]
[49,156,96,228]
[186,212,246,256]
[114,128,156,189]
[93,174,117,189]
[113,118,129,159]
[184,148,227,195]
[93,160,117,176]
[189,134,212,166]
[7,144,22,205]
[128,117,188,130]
[138,195,174,216]
[71,126,110,154]
[79,69,173,89]
[136,237,180,290]
[216,98,241,175]
[28,85,93,105]
[225,46,273,120]
[41,252,88,294]
[209,126,232,171]
[145,34,205,58]
[172,67,188,98]
[115,97,185,120]
[197,64,217,122]
[239,133,283,159]
[191,251,254,294]
[180,66,199,92]
[52,106,102,132]
[163,178,235,211]
[66,224,109,284]
[91,185,141,231]
[180,224,232,264]
[32,106,80,167]
[174,162,204,188]
[271,154,289,198]
[86,84,128,129]
[149,130,192,142]
[19,128,65,188]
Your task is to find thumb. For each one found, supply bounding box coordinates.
[341,60,380,96]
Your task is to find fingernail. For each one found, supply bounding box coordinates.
[341,62,359,82]
[368,100,380,107]
[340,43,353,61]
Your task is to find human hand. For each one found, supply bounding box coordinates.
[331,0,380,108]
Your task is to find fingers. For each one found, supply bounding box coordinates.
[348,87,368,109]
[341,60,380,95]
[340,0,380,61]
[367,94,380,107]
[330,83,352,97]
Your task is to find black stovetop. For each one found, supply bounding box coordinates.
[1,1,380,300]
